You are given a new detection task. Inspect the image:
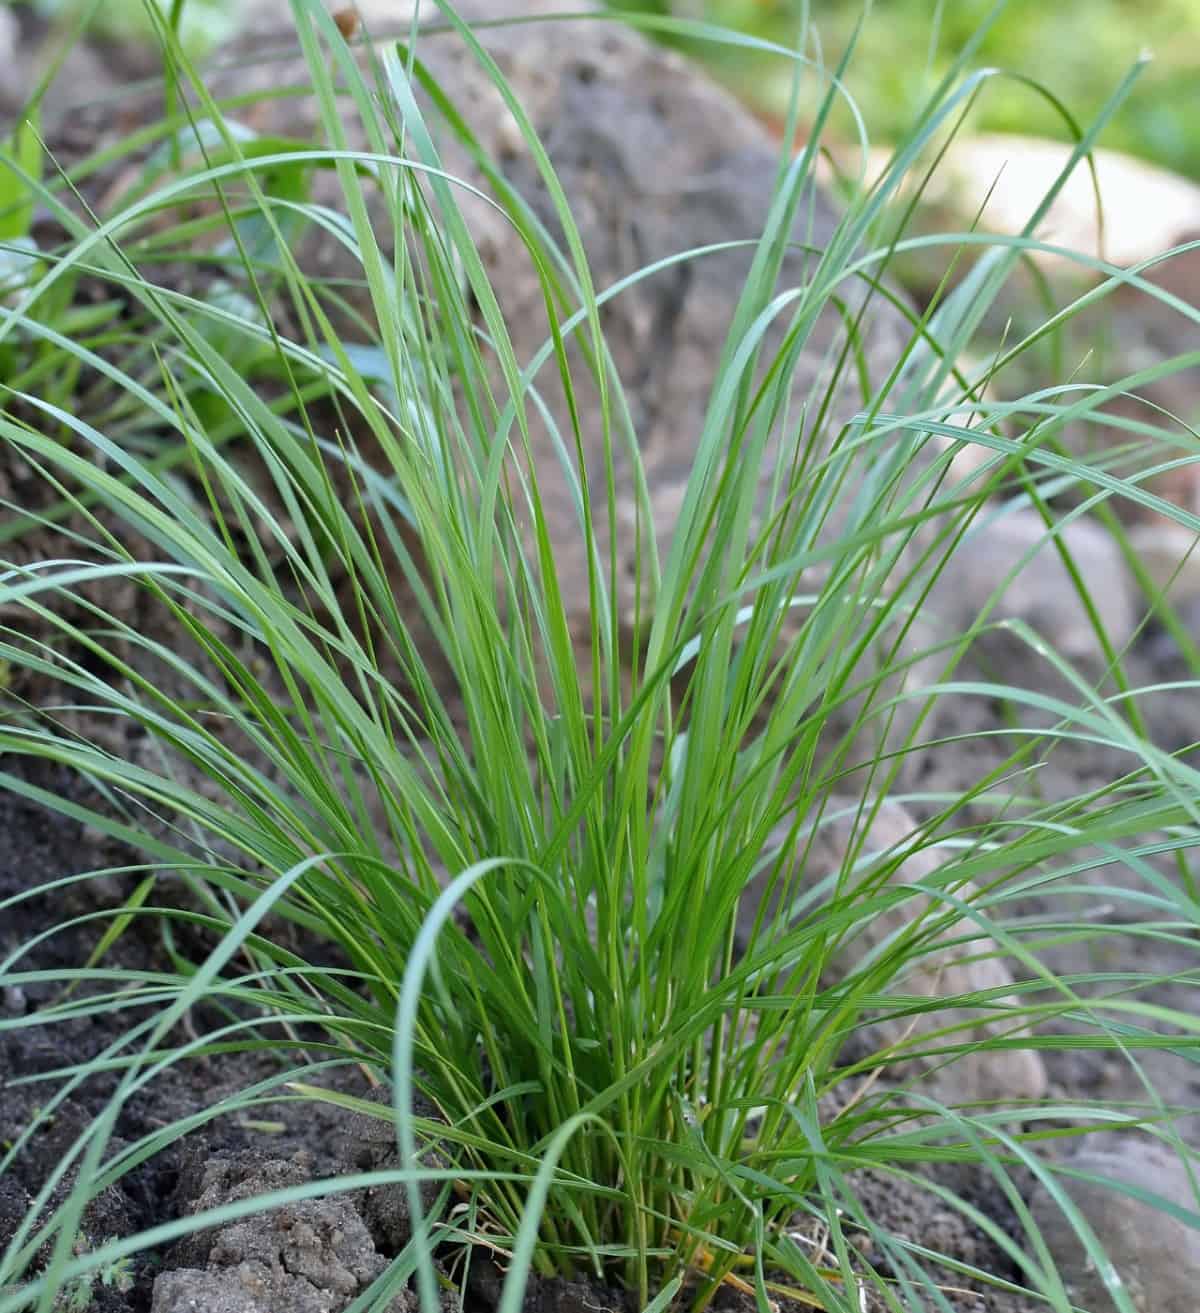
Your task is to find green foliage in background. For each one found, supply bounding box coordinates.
[11,0,1199,176]
[606,0,1200,179]
[3,0,236,56]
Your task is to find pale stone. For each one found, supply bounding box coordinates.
[0,9,19,116]
[1029,1141,1200,1313]
[739,797,1047,1106]
[923,507,1138,669]
[831,134,1200,272]
[1128,519,1200,607]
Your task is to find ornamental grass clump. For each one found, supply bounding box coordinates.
[1,3,1199,1311]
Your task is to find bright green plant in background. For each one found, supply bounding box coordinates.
[1,2,1200,1312]
[607,0,1200,179]
[10,0,1199,173]
[0,107,131,436]
[814,0,1200,178]
[0,114,41,243]
[6,0,236,56]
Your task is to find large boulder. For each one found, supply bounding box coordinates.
[197,0,913,627]
[1029,1140,1200,1313]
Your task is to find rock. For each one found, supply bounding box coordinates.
[1029,1140,1200,1313]
[153,1264,340,1313]
[927,367,1008,494]
[913,139,1200,572]
[922,507,1138,673]
[739,798,1047,1106]
[1128,519,1200,608]
[0,7,161,134]
[828,131,1200,552]
[335,1086,444,1252]
[0,8,19,117]
[201,0,912,629]
[885,508,1139,783]
[1080,237,1200,533]
[152,1265,414,1313]
[836,134,1200,273]
[1,13,168,213]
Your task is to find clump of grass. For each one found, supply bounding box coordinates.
[2,3,1200,1312]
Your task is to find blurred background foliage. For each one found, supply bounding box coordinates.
[4,0,238,56]
[6,0,1198,178]
[608,0,1200,180]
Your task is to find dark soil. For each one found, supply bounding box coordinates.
[0,755,1041,1313]
[0,762,374,1310]
[26,625,1187,1312]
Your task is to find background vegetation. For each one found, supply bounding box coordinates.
[612,0,1200,177]
[11,0,1199,175]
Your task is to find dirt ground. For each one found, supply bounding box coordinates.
[4,506,1197,1312]
[0,755,1049,1313]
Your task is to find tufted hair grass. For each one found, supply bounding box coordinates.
[1,3,1200,1311]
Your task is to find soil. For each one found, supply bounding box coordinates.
[13,484,1199,1313]
[0,753,1053,1313]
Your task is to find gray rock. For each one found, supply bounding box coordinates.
[0,8,161,135]
[0,9,19,117]
[335,1086,445,1252]
[936,508,1136,662]
[203,0,912,630]
[1128,519,1200,608]
[207,1200,381,1296]
[909,507,1138,717]
[877,133,1200,273]
[1029,1141,1200,1313]
[740,797,1047,1106]
[152,1264,338,1313]
[152,1264,415,1313]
